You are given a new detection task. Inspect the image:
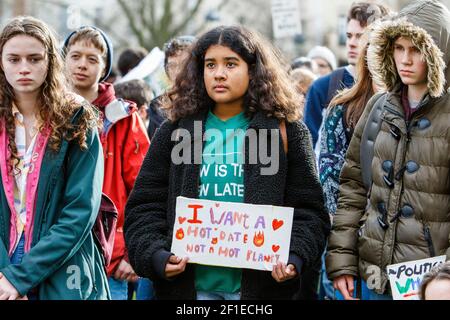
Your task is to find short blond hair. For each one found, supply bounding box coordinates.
[65,27,108,64]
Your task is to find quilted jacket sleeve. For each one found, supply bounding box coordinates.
[326,94,382,280]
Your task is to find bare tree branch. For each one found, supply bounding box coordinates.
[75,7,130,47]
[114,0,210,50]
[138,1,152,47]
[171,0,204,36]
[217,0,228,11]
[141,0,152,32]
[117,0,145,46]
[159,0,173,32]
[149,0,156,29]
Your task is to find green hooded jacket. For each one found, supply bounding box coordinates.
[0,106,110,300]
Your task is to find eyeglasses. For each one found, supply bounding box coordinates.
[163,35,196,52]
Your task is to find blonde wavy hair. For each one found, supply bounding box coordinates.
[0,16,99,170]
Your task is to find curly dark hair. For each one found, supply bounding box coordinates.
[162,25,301,123]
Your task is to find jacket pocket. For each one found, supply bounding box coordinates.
[357,213,383,265]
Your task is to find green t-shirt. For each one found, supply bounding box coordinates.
[195,109,249,294]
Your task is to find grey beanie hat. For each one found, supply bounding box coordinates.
[307,46,337,71]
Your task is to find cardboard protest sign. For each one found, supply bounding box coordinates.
[271,0,302,39]
[171,196,294,271]
[387,255,447,300]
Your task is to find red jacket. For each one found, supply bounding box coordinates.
[92,83,150,276]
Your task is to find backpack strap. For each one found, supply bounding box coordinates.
[327,67,346,104]
[360,93,388,192]
[280,120,288,154]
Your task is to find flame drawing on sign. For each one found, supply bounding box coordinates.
[253,231,265,247]
[175,228,184,240]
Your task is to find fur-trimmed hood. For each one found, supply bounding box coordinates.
[368,0,450,97]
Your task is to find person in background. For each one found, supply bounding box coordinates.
[147,35,196,139]
[104,66,119,84]
[291,56,318,74]
[114,79,154,128]
[318,34,380,300]
[63,26,150,300]
[290,68,317,97]
[289,68,317,119]
[117,47,148,77]
[303,2,390,151]
[307,46,337,77]
[300,2,390,301]
[420,262,450,300]
[113,78,156,300]
[112,77,156,302]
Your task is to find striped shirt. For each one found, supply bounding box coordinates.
[11,104,40,252]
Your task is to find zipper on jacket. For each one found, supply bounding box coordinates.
[32,171,54,247]
[34,145,66,244]
[0,202,6,245]
[384,96,430,280]
[406,120,413,141]
[38,189,53,235]
[423,224,436,257]
[393,122,414,181]
[384,114,409,276]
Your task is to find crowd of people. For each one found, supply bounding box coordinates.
[0,0,449,301]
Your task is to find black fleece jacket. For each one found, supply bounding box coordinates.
[124,109,330,300]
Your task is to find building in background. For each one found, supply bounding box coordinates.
[0,0,448,65]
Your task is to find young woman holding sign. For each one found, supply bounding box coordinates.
[124,25,330,300]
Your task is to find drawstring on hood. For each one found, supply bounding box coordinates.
[368,0,450,98]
